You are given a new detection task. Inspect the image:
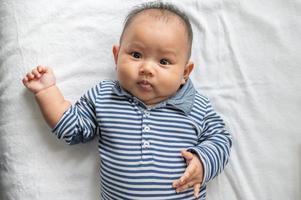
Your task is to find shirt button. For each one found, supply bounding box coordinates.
[142,141,150,148]
[144,110,150,117]
[143,126,150,132]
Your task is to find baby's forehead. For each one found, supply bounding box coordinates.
[132,9,186,26]
[124,9,188,39]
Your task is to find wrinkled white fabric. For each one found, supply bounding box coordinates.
[0,0,300,199]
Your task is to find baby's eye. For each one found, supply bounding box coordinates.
[160,59,170,65]
[131,52,142,59]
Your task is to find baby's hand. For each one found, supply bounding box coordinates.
[172,150,204,198]
[22,66,56,94]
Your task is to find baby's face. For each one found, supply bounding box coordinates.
[113,10,193,106]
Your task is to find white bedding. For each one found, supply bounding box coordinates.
[0,0,300,199]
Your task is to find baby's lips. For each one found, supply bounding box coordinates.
[138,79,151,85]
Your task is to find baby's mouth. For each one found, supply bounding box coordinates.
[137,80,153,91]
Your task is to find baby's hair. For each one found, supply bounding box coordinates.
[120,1,193,59]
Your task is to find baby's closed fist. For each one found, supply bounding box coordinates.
[22,66,56,94]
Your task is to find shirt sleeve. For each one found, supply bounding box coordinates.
[52,84,100,145]
[187,100,232,186]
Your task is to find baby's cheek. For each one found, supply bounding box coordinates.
[161,77,182,94]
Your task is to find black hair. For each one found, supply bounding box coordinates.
[120,1,193,59]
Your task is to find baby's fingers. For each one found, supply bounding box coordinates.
[26,72,35,80]
[176,183,189,193]
[22,74,33,87]
[193,183,201,198]
[37,65,47,73]
[32,68,41,78]
[22,76,28,85]
[25,66,45,81]
[175,181,196,193]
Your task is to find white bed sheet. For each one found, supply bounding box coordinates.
[0,0,300,199]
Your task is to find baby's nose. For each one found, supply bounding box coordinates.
[139,61,154,76]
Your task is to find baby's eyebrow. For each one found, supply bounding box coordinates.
[126,41,145,49]
[159,49,177,57]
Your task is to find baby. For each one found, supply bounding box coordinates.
[23,2,232,199]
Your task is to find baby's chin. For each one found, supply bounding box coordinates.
[121,84,171,106]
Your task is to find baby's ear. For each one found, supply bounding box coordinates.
[181,62,194,84]
[112,45,120,64]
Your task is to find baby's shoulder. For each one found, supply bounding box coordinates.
[188,91,213,122]
[98,79,118,87]
[92,80,118,92]
[83,80,117,99]
[193,91,210,107]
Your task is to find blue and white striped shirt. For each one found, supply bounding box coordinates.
[52,79,232,200]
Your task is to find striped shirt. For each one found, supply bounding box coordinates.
[52,79,232,200]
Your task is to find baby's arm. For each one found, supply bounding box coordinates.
[173,100,232,197]
[22,66,71,128]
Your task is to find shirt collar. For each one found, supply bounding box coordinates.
[112,79,196,115]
